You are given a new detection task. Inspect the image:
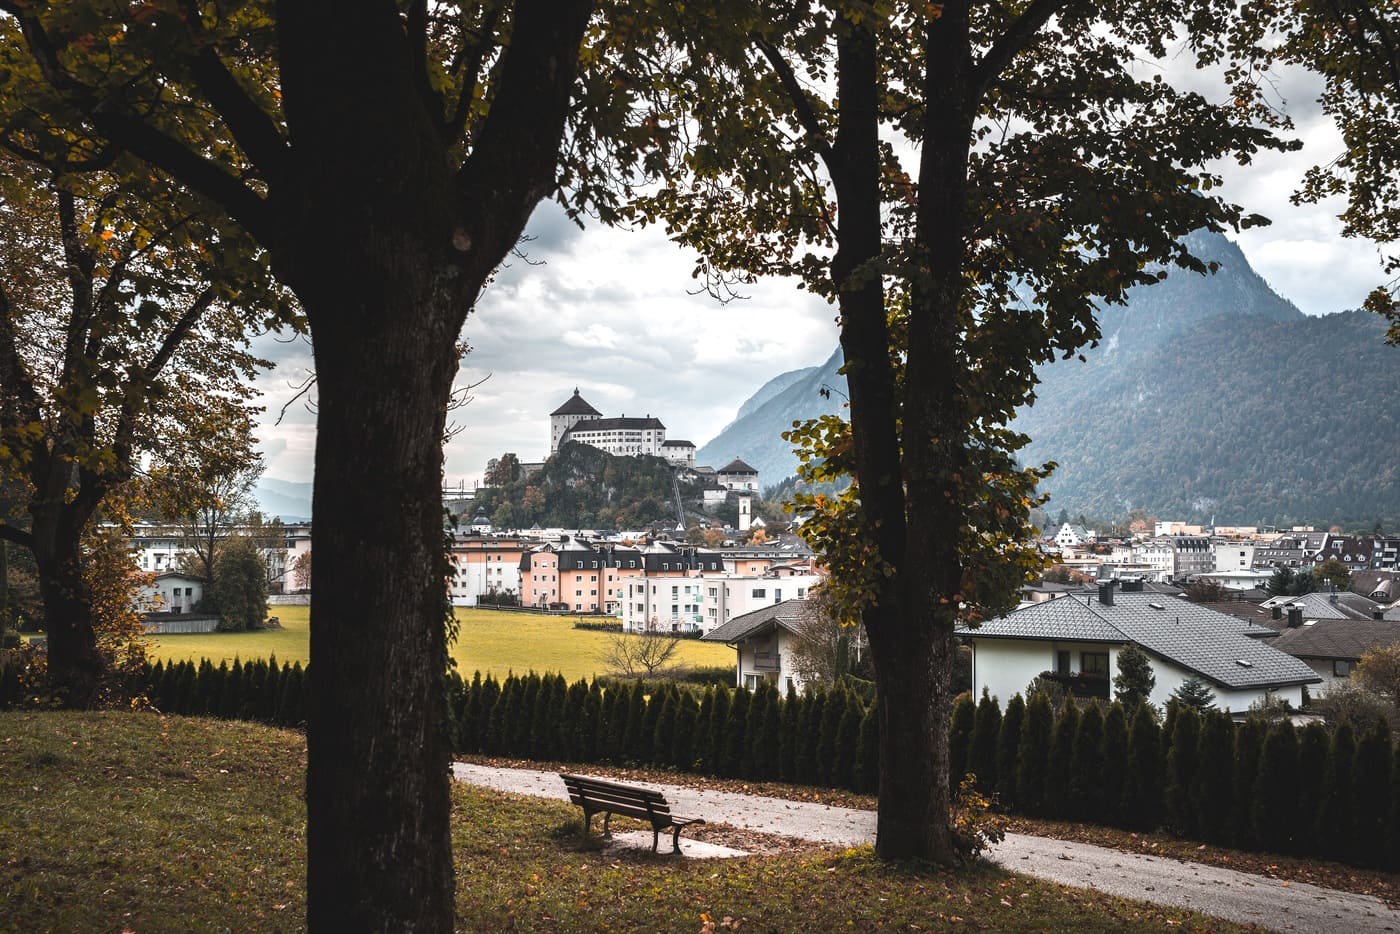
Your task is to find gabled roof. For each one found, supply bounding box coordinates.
[661,439,695,448]
[960,591,1319,690]
[719,458,757,474]
[565,415,665,432]
[550,389,602,417]
[702,598,809,644]
[1267,618,1400,662]
[1258,591,1383,620]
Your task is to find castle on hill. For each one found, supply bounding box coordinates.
[548,389,759,491]
[549,388,696,466]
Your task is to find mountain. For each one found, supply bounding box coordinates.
[696,347,846,485]
[700,231,1400,527]
[255,477,313,522]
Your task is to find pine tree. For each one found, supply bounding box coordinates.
[1194,710,1236,846]
[491,676,520,757]
[722,686,751,779]
[833,695,863,791]
[1172,676,1216,713]
[797,691,826,785]
[697,687,717,770]
[560,679,587,762]
[639,681,665,764]
[1318,720,1358,859]
[778,686,801,783]
[706,687,731,776]
[673,691,701,772]
[1070,702,1105,822]
[1122,702,1162,832]
[220,659,243,720]
[995,694,1026,808]
[1165,706,1202,838]
[817,688,847,786]
[175,661,197,715]
[759,682,783,780]
[969,690,1002,795]
[1230,718,1266,848]
[1293,720,1329,857]
[744,682,771,779]
[1017,692,1054,816]
[477,675,501,756]
[1354,719,1392,867]
[854,699,879,795]
[622,681,648,763]
[1252,720,1299,853]
[259,660,282,723]
[948,693,976,792]
[1044,700,1080,819]
[654,689,679,768]
[1113,644,1156,711]
[514,674,541,758]
[1099,702,1129,828]
[579,680,602,763]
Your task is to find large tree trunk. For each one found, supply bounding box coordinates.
[29,508,102,708]
[304,272,460,930]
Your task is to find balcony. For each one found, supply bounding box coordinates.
[752,650,780,672]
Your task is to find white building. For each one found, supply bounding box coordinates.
[716,458,760,492]
[960,581,1320,712]
[619,571,823,635]
[1214,542,1256,573]
[701,600,813,694]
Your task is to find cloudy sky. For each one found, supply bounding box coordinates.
[250,58,1390,491]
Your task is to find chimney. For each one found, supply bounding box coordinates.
[1097,580,1117,606]
[1375,610,1385,621]
[1329,593,1338,604]
[1271,605,1281,620]
[1287,606,1304,628]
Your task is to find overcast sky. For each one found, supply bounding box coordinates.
[250,58,1391,491]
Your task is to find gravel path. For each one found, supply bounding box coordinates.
[453,762,1400,933]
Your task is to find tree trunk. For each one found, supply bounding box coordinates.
[866,607,954,857]
[303,270,460,930]
[30,512,102,708]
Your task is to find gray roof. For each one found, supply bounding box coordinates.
[565,415,665,433]
[702,599,809,644]
[960,591,1320,690]
[661,439,694,447]
[1258,591,1383,620]
[550,389,602,417]
[1267,618,1400,662]
[718,458,758,474]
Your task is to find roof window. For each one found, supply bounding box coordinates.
[1235,659,1254,668]
[1148,602,1165,610]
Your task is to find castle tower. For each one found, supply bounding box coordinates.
[549,388,602,454]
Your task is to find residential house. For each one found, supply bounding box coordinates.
[960,581,1320,711]
[701,599,812,694]
[1053,523,1091,549]
[1262,613,1400,696]
[1258,590,1388,621]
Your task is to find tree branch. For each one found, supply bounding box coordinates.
[4,7,274,242]
[752,35,835,164]
[175,0,291,185]
[446,7,503,146]
[973,0,1072,99]
[404,0,447,139]
[0,524,34,548]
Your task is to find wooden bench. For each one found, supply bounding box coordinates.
[560,773,705,854]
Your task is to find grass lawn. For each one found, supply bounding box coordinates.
[147,606,734,681]
[0,711,1243,932]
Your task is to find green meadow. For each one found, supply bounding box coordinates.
[147,606,734,681]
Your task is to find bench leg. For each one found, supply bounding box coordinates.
[652,828,660,853]
[671,827,683,855]
[601,811,612,839]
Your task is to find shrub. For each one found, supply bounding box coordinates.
[1099,701,1129,828]
[705,686,730,774]
[1017,692,1054,816]
[1070,702,1104,822]
[1193,710,1235,845]
[1165,706,1201,837]
[653,689,678,768]
[673,691,700,771]
[1353,719,1392,868]
[969,690,1002,795]
[948,693,976,792]
[1122,702,1162,832]
[721,686,751,778]
[951,775,1008,862]
[1230,718,1266,847]
[1251,720,1299,853]
[1317,720,1357,859]
[995,694,1025,808]
[1044,701,1080,819]
[778,686,801,783]
[796,691,825,785]
[855,699,879,794]
[745,682,771,779]
[758,682,783,780]
[1113,644,1155,710]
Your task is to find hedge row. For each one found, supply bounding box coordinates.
[144,657,308,728]
[952,691,1400,870]
[444,670,880,792]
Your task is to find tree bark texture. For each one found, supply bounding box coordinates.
[28,501,102,708]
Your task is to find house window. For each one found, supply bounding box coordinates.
[744,673,764,691]
[752,589,766,599]
[1081,652,1110,677]
[1335,660,1353,678]
[1055,650,1071,674]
